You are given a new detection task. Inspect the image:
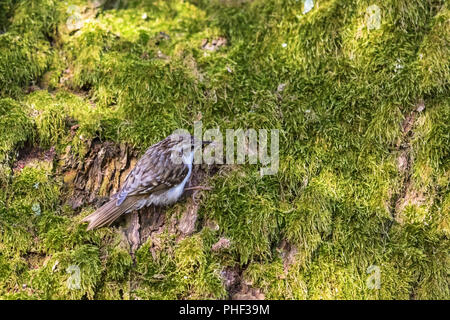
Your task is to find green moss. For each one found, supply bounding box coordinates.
[133,232,226,299]
[0,32,47,95]
[283,170,337,264]
[0,0,17,31]
[0,253,30,296]
[411,98,449,189]
[24,90,111,154]
[245,259,308,299]
[418,4,450,95]
[0,98,34,162]
[387,222,449,299]
[29,244,102,299]
[10,165,60,210]
[105,247,133,282]
[202,168,281,265]
[0,165,59,256]
[0,0,448,300]
[11,0,62,35]
[0,0,60,97]
[172,234,226,299]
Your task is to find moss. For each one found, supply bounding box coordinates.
[0,0,17,31]
[29,244,102,299]
[387,222,449,299]
[418,4,450,95]
[0,0,63,97]
[133,232,226,299]
[10,165,60,210]
[60,1,230,150]
[0,33,50,97]
[283,170,337,264]
[105,247,133,282]
[245,259,308,299]
[202,167,281,265]
[0,0,449,300]
[0,165,59,256]
[0,161,105,298]
[411,98,449,189]
[24,90,110,154]
[0,253,30,296]
[173,234,226,299]
[0,98,34,162]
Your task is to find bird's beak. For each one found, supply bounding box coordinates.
[202,140,212,146]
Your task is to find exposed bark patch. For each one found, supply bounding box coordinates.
[25,84,42,94]
[24,251,47,270]
[59,67,74,87]
[205,219,220,231]
[60,139,137,209]
[277,239,298,275]
[126,211,141,255]
[219,0,254,6]
[177,198,199,236]
[64,2,100,33]
[137,206,166,246]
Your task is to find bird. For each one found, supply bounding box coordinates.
[81,133,211,230]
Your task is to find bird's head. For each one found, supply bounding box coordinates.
[167,132,212,164]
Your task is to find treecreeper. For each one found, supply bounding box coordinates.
[82,133,211,230]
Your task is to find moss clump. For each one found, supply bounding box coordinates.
[62,2,221,150]
[411,98,449,189]
[24,90,108,154]
[0,0,61,97]
[0,0,17,32]
[417,4,450,95]
[202,168,281,265]
[29,244,102,299]
[245,258,308,299]
[0,162,104,299]
[172,234,226,299]
[133,232,226,300]
[0,98,34,162]
[1,165,60,257]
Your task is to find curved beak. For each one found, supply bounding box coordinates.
[202,140,212,146]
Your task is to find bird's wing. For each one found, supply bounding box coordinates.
[115,143,189,205]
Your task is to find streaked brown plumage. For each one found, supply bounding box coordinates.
[82,133,209,230]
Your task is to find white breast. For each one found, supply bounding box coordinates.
[144,150,194,207]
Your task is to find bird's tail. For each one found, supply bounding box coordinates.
[81,197,138,231]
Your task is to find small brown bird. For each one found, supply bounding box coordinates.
[82,133,211,230]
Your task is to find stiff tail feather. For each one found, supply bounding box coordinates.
[81,196,139,231]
